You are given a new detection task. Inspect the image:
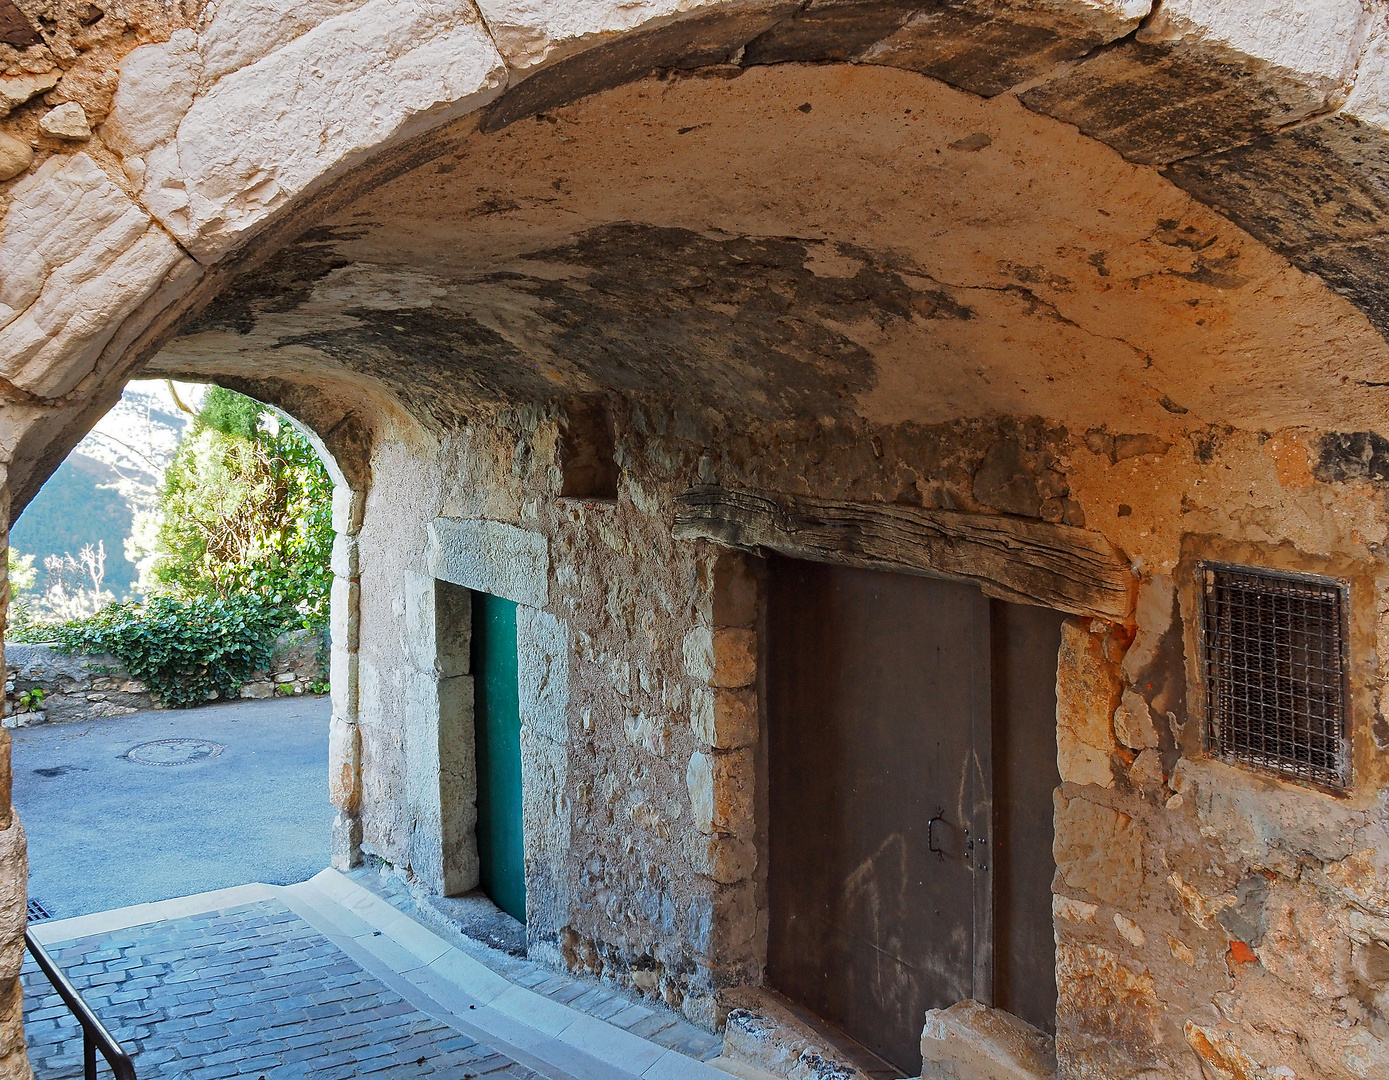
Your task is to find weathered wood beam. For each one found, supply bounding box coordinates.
[674,486,1134,621]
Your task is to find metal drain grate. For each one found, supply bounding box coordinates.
[1201,563,1350,790]
[26,899,51,923]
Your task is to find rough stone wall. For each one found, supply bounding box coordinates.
[343,398,1389,1077]
[8,2,1389,1078]
[2,629,327,723]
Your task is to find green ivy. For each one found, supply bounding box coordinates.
[32,594,286,709]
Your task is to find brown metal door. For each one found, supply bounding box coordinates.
[990,600,1064,1035]
[767,558,991,1073]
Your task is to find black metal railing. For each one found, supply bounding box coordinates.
[25,928,136,1080]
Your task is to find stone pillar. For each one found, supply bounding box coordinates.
[683,549,761,1028]
[0,483,32,1079]
[517,605,571,951]
[402,571,477,896]
[328,485,365,870]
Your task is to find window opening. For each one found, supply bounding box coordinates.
[559,395,617,499]
[1201,563,1350,789]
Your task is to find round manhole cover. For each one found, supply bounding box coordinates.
[125,738,226,767]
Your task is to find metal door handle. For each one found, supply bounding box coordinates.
[927,808,945,861]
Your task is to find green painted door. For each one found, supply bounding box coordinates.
[471,590,526,922]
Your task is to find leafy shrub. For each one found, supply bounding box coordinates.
[8,388,334,704]
[33,593,286,709]
[143,386,333,630]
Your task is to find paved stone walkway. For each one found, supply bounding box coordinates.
[18,872,742,1080]
[23,900,540,1079]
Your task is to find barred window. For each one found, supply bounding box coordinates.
[1201,563,1350,790]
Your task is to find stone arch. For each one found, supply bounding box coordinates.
[3,0,1389,511]
[4,2,1389,1077]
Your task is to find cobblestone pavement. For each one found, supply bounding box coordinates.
[23,900,543,1079]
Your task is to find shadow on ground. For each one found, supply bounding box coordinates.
[12,695,331,919]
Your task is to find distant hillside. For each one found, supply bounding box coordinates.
[11,453,139,599]
[10,381,202,606]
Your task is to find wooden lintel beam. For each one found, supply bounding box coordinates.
[674,485,1134,621]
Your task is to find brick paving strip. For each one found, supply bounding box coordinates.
[24,901,546,1080]
[21,873,739,1080]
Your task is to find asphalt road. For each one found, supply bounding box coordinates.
[12,695,331,920]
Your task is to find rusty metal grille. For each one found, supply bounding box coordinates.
[1202,563,1350,789]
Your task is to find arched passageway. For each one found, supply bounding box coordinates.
[5,1,1389,1077]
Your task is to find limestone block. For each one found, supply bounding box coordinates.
[520,727,570,929]
[131,0,507,258]
[101,31,202,161]
[403,668,445,893]
[403,572,432,672]
[330,533,359,579]
[1054,792,1142,906]
[686,831,757,884]
[865,0,1149,99]
[683,626,714,684]
[0,154,187,398]
[0,131,30,182]
[330,810,362,870]
[920,999,1057,1080]
[1113,913,1145,948]
[38,103,91,140]
[1257,883,1351,999]
[331,484,365,536]
[713,553,757,628]
[475,0,731,70]
[517,606,569,744]
[1127,748,1165,798]
[0,974,26,1077]
[330,575,360,652]
[328,714,361,814]
[1171,757,1362,873]
[428,517,548,609]
[1113,689,1159,750]
[0,813,24,983]
[1053,894,1098,924]
[197,0,376,84]
[1326,845,1389,915]
[1022,0,1375,164]
[712,628,756,689]
[1055,943,1160,1073]
[691,687,757,749]
[1183,1024,1282,1080]
[0,70,58,116]
[1055,619,1119,788]
[687,748,754,838]
[1120,574,1177,684]
[439,673,480,896]
[330,647,358,719]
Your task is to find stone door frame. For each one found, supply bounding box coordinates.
[398,517,572,943]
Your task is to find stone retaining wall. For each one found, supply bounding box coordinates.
[3,628,327,726]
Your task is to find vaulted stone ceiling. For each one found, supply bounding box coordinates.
[151,61,1389,443]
